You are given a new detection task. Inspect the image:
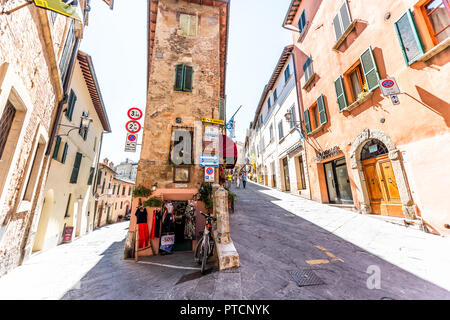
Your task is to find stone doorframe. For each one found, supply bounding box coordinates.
[349,129,416,220]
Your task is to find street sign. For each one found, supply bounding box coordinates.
[379,78,400,96]
[127,107,143,120]
[125,120,141,134]
[200,154,219,167]
[204,126,219,141]
[205,167,215,182]
[33,0,83,21]
[62,226,74,243]
[202,117,225,126]
[390,94,400,105]
[125,133,138,152]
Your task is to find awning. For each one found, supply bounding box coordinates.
[220,135,237,169]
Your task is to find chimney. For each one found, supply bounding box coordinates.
[109,162,114,169]
[103,158,109,165]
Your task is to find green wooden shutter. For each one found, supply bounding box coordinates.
[360,47,380,92]
[70,152,82,184]
[52,136,61,159]
[298,10,306,33]
[87,167,95,185]
[183,65,193,92]
[180,14,190,36]
[189,15,198,36]
[317,95,327,126]
[304,109,312,134]
[174,64,184,91]
[61,143,68,164]
[66,90,77,121]
[334,76,348,112]
[394,10,425,65]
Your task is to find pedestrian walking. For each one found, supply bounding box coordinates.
[236,174,240,189]
[242,173,247,189]
[227,173,232,188]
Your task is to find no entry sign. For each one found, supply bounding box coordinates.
[125,120,141,134]
[128,108,143,120]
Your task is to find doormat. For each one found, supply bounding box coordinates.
[289,269,325,287]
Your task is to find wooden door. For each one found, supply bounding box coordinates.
[362,155,402,217]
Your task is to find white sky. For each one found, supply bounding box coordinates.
[80,0,293,165]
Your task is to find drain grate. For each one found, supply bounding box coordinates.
[289,270,325,287]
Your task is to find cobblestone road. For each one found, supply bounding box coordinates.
[0,182,449,299]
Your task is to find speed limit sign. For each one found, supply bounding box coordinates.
[128,108,143,120]
[125,120,141,134]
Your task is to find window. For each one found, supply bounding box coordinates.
[122,186,125,196]
[64,194,72,218]
[303,57,313,84]
[78,112,89,140]
[101,180,105,194]
[335,47,380,110]
[174,64,194,92]
[267,97,271,109]
[395,10,426,65]
[70,152,83,184]
[117,184,120,195]
[297,156,306,190]
[179,14,198,36]
[120,202,123,209]
[298,10,307,34]
[97,170,102,185]
[0,101,16,159]
[50,11,58,25]
[61,142,68,164]
[304,95,327,134]
[65,90,77,121]
[59,20,76,83]
[289,105,297,129]
[423,0,450,44]
[269,124,274,141]
[128,187,131,196]
[112,184,116,194]
[284,65,291,82]
[115,203,117,210]
[22,140,45,201]
[87,167,95,185]
[333,1,352,41]
[273,89,278,102]
[278,121,284,140]
[52,137,68,163]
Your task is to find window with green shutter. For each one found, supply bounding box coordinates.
[298,10,307,34]
[334,76,348,112]
[174,64,194,92]
[52,136,61,160]
[66,90,77,121]
[61,143,68,164]
[304,110,312,134]
[284,65,290,82]
[360,47,380,92]
[333,1,352,41]
[273,89,278,102]
[394,10,425,65]
[70,152,82,184]
[87,167,95,185]
[179,14,198,37]
[317,95,327,126]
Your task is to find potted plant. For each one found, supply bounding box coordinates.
[224,186,237,213]
[198,183,213,213]
[142,197,162,208]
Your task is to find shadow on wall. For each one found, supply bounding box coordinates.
[415,86,450,128]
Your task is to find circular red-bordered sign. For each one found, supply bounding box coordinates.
[206,167,214,175]
[381,80,394,88]
[127,134,137,142]
[127,108,143,120]
[125,120,141,134]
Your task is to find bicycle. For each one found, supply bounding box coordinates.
[194,211,217,274]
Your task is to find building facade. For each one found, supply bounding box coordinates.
[283,0,450,235]
[32,51,111,252]
[248,46,311,198]
[115,158,138,181]
[0,2,90,276]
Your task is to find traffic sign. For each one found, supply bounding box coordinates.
[125,133,138,152]
[202,117,225,126]
[379,77,400,96]
[125,120,141,134]
[205,167,215,182]
[200,154,219,167]
[390,95,400,105]
[128,108,143,120]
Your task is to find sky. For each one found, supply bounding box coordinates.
[80,0,293,166]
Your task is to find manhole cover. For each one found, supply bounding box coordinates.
[289,270,325,287]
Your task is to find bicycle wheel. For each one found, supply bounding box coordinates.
[194,237,203,265]
[201,238,209,274]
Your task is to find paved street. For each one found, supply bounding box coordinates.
[0,182,449,300]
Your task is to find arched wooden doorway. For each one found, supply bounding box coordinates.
[361,139,402,217]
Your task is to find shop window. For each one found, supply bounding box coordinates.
[304,95,327,135]
[179,13,198,37]
[333,1,352,41]
[70,152,83,184]
[174,64,193,92]
[334,47,380,110]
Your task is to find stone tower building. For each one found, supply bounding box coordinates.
[137,0,230,192]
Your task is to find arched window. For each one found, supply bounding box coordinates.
[361,139,389,161]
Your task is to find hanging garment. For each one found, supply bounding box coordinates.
[184,204,196,240]
[135,207,148,224]
[161,211,175,234]
[151,209,162,239]
[137,222,150,249]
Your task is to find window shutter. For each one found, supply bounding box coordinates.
[66,90,77,121]
[52,136,61,160]
[317,95,328,126]
[87,167,95,185]
[334,76,348,111]
[97,170,102,185]
[183,65,193,92]
[304,110,312,134]
[70,152,82,184]
[268,97,271,109]
[298,10,306,33]
[278,121,284,140]
[273,89,277,102]
[340,1,351,31]
[180,14,190,36]
[219,97,226,121]
[61,143,68,164]
[189,15,198,36]
[333,14,343,40]
[394,10,424,65]
[360,47,380,92]
[303,58,313,82]
[174,64,184,91]
[290,106,296,129]
[284,65,290,82]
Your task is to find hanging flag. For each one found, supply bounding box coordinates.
[102,0,114,9]
[33,0,83,21]
[226,118,236,139]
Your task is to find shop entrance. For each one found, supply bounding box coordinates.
[361,140,402,217]
[172,201,192,252]
[281,157,290,192]
[324,157,353,204]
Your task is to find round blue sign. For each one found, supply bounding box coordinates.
[382,80,394,88]
[206,168,214,175]
[128,134,136,142]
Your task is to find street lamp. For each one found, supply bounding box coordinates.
[59,113,93,136]
[284,111,305,141]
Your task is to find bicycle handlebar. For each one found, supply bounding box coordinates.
[200,211,217,221]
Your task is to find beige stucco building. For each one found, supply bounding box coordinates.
[32,51,111,252]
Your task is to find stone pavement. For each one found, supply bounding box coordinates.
[0,182,448,299]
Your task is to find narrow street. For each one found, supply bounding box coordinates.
[0,182,448,300]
